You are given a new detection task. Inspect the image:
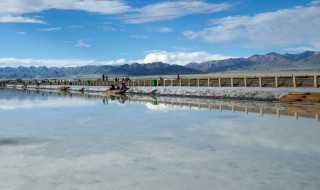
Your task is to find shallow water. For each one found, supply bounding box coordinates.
[0,89,319,190]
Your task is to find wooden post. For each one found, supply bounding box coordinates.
[244,77,247,87]
[314,75,318,88]
[218,78,221,87]
[208,78,210,87]
[231,78,234,87]
[294,112,298,120]
[188,78,190,87]
[133,80,135,87]
[293,75,296,88]
[164,79,166,87]
[144,80,146,86]
[275,76,279,88]
[197,78,200,87]
[171,79,173,86]
[157,79,158,87]
[259,77,262,87]
[276,109,280,118]
[180,79,182,87]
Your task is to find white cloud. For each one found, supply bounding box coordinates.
[130,35,148,39]
[141,51,233,65]
[0,51,232,67]
[310,0,320,5]
[183,4,320,50]
[0,0,231,24]
[158,27,172,33]
[38,27,61,32]
[104,58,128,65]
[0,57,97,67]
[121,1,231,24]
[102,25,116,31]
[0,15,47,24]
[0,0,131,24]
[69,25,84,28]
[16,31,27,35]
[0,57,137,67]
[284,47,320,52]
[171,46,192,51]
[75,39,91,48]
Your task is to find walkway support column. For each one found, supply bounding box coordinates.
[259,77,262,87]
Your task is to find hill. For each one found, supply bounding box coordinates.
[186,51,320,72]
[0,62,201,78]
[0,51,319,78]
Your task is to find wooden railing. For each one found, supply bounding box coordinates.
[11,74,320,88]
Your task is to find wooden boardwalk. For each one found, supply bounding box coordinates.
[19,74,319,88]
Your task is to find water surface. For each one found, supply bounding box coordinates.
[0,89,319,190]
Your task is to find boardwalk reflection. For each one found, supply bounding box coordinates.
[126,95,320,122]
[1,88,319,122]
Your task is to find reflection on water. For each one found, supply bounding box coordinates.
[1,89,319,121]
[0,89,320,190]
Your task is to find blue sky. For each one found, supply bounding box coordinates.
[0,0,319,67]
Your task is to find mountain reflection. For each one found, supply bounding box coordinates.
[1,88,319,121]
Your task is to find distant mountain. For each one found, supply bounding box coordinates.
[185,58,254,72]
[0,51,319,79]
[186,51,320,72]
[110,62,201,75]
[0,62,201,78]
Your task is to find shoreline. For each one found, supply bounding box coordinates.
[5,85,320,102]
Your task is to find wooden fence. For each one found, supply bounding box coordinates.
[14,74,320,88]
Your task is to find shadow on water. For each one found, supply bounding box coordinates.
[1,88,320,122]
[0,137,50,146]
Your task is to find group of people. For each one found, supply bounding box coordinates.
[158,74,180,81]
[109,82,127,91]
[114,77,130,82]
[0,81,6,88]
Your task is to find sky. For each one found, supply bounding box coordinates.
[0,0,319,68]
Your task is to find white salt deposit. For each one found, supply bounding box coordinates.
[11,85,320,101]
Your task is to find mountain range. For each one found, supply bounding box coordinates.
[0,51,319,78]
[186,51,320,72]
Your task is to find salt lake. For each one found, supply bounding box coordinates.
[0,89,319,190]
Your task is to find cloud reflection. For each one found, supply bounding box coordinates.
[187,118,320,154]
[0,98,96,110]
[145,102,198,112]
